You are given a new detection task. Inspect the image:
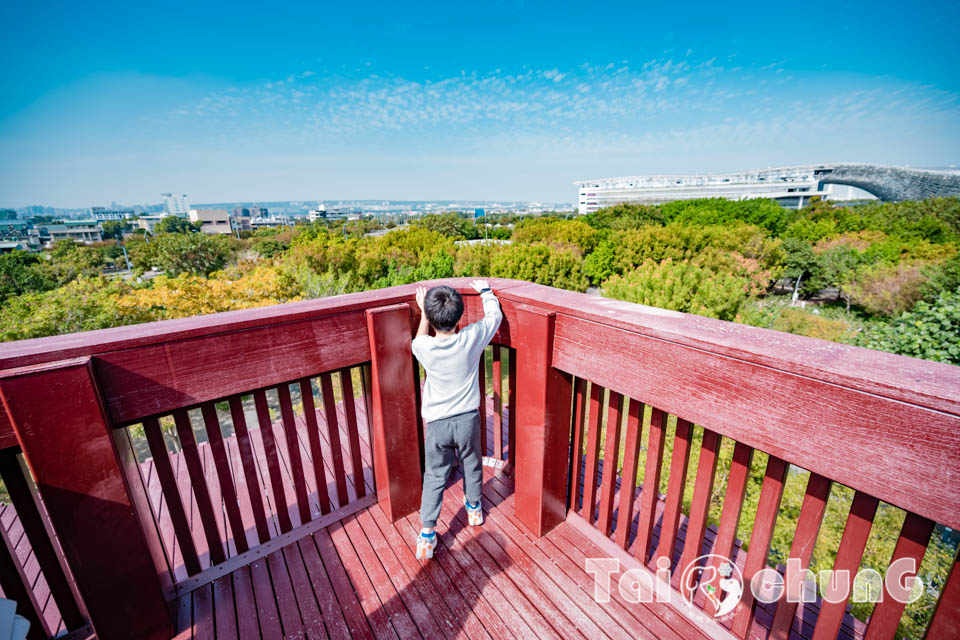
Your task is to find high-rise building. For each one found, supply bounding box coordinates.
[161,193,190,216]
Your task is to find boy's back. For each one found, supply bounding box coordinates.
[411,287,502,422]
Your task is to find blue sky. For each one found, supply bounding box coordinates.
[2,0,959,207]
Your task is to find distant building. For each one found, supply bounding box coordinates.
[0,241,30,254]
[161,193,190,216]
[231,207,267,232]
[309,204,356,221]
[0,221,41,251]
[0,209,16,220]
[42,220,102,246]
[188,209,232,235]
[136,215,166,234]
[91,206,135,221]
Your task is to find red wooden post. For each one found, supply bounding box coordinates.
[0,358,172,640]
[514,305,573,537]
[365,304,422,522]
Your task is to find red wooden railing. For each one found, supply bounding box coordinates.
[0,278,957,640]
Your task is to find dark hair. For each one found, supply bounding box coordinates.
[423,285,464,331]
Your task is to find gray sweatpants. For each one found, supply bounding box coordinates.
[420,409,483,528]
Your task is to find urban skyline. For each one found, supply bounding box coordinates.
[2,1,959,208]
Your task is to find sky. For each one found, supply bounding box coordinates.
[2,0,959,208]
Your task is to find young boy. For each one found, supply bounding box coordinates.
[411,280,503,559]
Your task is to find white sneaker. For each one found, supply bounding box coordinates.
[465,497,483,526]
[416,531,436,559]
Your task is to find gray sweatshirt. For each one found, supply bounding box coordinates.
[411,290,503,423]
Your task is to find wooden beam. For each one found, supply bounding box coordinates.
[365,303,421,522]
[0,358,172,640]
[513,305,573,537]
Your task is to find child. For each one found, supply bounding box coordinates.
[411,280,503,559]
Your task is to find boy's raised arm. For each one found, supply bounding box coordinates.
[471,279,502,346]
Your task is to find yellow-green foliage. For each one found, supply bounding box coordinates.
[511,217,599,255]
[771,307,858,343]
[849,262,929,316]
[489,243,588,291]
[602,258,750,320]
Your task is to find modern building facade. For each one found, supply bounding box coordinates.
[188,209,232,235]
[161,193,190,216]
[574,163,960,214]
[90,207,134,221]
[136,215,166,234]
[42,220,102,246]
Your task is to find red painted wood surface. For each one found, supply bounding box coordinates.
[228,396,271,544]
[365,303,421,521]
[615,399,642,550]
[411,358,426,474]
[702,440,754,616]
[730,454,788,637]
[299,378,332,516]
[143,417,201,576]
[925,552,960,639]
[769,472,832,639]
[0,515,48,639]
[0,359,172,640]
[580,383,603,524]
[597,391,623,537]
[339,368,366,500]
[673,428,721,590]
[514,306,573,537]
[320,372,350,508]
[863,513,935,640]
[507,347,517,465]
[253,389,292,533]
[810,491,878,640]
[635,407,666,563]
[477,358,487,456]
[568,378,587,513]
[200,404,248,555]
[654,417,692,570]
[173,409,227,566]
[492,346,503,460]
[0,450,84,631]
[276,384,312,526]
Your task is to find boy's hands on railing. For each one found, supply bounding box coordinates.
[471,280,490,293]
[415,286,427,312]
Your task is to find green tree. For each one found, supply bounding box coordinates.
[511,218,599,254]
[155,216,201,234]
[41,239,105,285]
[0,251,54,303]
[857,289,960,363]
[489,243,588,291]
[411,213,479,239]
[153,232,234,276]
[99,220,130,240]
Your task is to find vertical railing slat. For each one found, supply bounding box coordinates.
[568,378,588,512]
[298,379,332,516]
[0,503,50,639]
[172,409,226,565]
[339,368,366,499]
[276,384,311,525]
[768,472,832,636]
[925,550,960,639]
[507,347,517,466]
[597,391,624,537]
[654,417,693,570]
[412,359,426,474]
[143,416,201,575]
[580,383,604,524]
[635,406,667,563]
[862,512,935,640]
[615,398,643,549]
[809,491,879,640]
[228,396,271,544]
[673,428,722,590]
[0,450,85,630]
[253,389,292,533]
[492,346,503,460]
[701,440,754,614]
[730,454,788,636]
[199,404,248,554]
[320,372,350,508]
[478,357,487,457]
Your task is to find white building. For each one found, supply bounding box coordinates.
[136,215,166,234]
[574,166,876,215]
[188,209,232,235]
[161,193,190,216]
[90,207,135,221]
[43,220,102,246]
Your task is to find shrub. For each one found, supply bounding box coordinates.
[601,259,750,321]
[848,263,928,316]
[489,244,588,291]
[771,308,857,343]
[857,289,960,364]
[583,203,665,230]
[153,232,235,276]
[511,218,598,254]
[0,251,54,303]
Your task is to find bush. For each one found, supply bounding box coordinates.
[583,203,665,230]
[857,289,960,364]
[0,251,54,303]
[511,218,598,254]
[602,259,750,321]
[489,243,588,291]
[410,213,479,239]
[848,262,928,316]
[152,232,235,276]
[771,308,857,343]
